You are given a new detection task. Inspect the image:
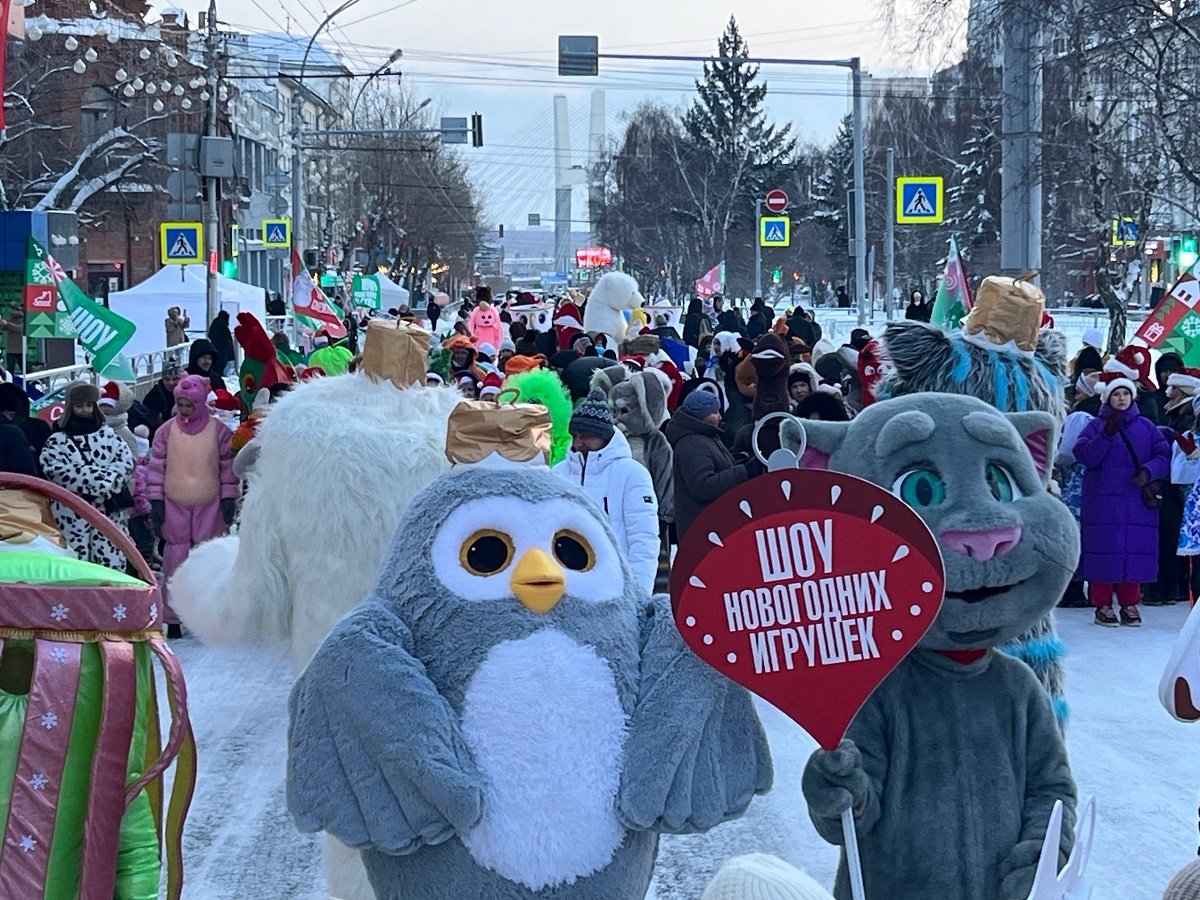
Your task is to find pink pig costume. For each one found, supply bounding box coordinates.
[146,374,239,623]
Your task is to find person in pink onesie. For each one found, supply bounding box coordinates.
[466,294,505,351]
[146,374,239,637]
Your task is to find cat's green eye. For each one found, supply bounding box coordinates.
[892,468,947,508]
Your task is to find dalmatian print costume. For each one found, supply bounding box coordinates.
[39,425,135,568]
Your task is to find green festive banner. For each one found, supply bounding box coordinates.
[29,238,136,374]
[352,275,382,310]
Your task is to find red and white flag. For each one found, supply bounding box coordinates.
[292,250,347,339]
[695,261,725,298]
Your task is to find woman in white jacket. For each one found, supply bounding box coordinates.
[554,389,661,594]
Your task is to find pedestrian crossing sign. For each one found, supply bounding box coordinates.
[262,218,291,248]
[760,216,791,247]
[896,177,944,224]
[160,222,203,265]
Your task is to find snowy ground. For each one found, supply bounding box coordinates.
[171,603,1198,899]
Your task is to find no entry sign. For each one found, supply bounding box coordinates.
[670,468,945,750]
[765,189,789,214]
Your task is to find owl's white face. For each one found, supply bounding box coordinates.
[430,496,624,610]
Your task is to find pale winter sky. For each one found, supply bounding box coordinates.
[163,0,967,231]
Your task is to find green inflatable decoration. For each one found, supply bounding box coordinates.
[0,474,195,899]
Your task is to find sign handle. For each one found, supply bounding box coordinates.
[841,808,868,900]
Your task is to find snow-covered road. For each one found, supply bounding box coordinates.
[172,603,1198,899]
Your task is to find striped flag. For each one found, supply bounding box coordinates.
[291,250,347,339]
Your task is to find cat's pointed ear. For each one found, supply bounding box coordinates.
[1005,411,1058,483]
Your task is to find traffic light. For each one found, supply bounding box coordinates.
[220,259,237,278]
[1182,234,1199,270]
[772,267,782,284]
[470,113,483,148]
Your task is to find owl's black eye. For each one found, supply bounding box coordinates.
[553,531,595,572]
[461,531,514,576]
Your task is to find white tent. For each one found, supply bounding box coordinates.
[107,265,268,358]
[375,275,410,310]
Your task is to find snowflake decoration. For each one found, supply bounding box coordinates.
[1182,315,1200,339]
[29,261,51,284]
[19,835,35,853]
[30,774,48,791]
[50,604,69,622]
[49,648,67,663]
[39,713,57,730]
[149,603,158,623]
[112,604,127,622]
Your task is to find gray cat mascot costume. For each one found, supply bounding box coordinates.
[876,276,1071,719]
[800,393,1079,899]
[286,403,772,900]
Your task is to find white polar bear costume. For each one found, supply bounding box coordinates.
[582,271,645,344]
[169,373,463,900]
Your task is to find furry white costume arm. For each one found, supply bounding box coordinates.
[168,374,462,672]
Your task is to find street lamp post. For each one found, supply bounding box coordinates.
[349,48,404,123]
[292,0,366,262]
[558,40,868,314]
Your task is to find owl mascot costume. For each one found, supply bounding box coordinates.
[287,405,773,899]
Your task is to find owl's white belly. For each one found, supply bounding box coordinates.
[460,628,628,891]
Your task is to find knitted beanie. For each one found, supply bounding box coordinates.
[682,388,720,419]
[569,388,615,440]
[702,853,834,900]
[1165,858,1200,899]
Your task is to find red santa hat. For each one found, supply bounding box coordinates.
[647,357,683,411]
[1098,370,1137,404]
[479,371,503,399]
[1168,367,1200,394]
[299,366,326,381]
[98,380,121,408]
[1104,344,1156,390]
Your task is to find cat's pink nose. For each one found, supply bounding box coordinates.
[940,526,1022,561]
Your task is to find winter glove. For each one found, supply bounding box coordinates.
[150,500,165,532]
[1178,432,1198,457]
[1131,468,1150,487]
[1103,412,1120,436]
[998,838,1047,900]
[801,739,870,819]
[220,498,237,526]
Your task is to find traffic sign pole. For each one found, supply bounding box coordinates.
[754,198,762,299]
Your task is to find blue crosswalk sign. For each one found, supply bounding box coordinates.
[262,218,291,248]
[896,177,944,224]
[160,222,203,265]
[760,216,790,247]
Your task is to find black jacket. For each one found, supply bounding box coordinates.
[787,311,817,347]
[0,422,38,476]
[207,312,236,374]
[186,339,226,393]
[683,311,707,348]
[0,383,51,468]
[143,380,176,433]
[747,311,769,339]
[666,408,750,539]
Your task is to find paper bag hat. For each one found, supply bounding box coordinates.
[362,319,431,388]
[963,273,1045,354]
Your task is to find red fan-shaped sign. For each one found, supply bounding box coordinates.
[670,468,944,750]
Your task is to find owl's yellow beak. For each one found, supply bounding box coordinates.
[510,548,565,614]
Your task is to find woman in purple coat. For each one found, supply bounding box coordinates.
[1074,373,1171,626]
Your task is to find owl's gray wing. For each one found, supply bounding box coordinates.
[287,601,485,854]
[617,596,773,834]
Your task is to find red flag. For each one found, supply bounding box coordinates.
[291,250,347,339]
[695,261,724,298]
[1134,274,1200,348]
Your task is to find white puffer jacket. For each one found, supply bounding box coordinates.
[555,429,660,594]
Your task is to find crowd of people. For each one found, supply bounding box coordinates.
[1057,335,1200,627]
[7,279,1197,646]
